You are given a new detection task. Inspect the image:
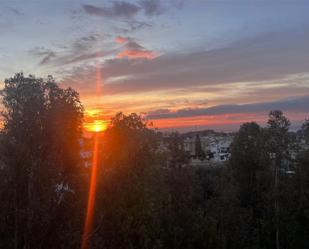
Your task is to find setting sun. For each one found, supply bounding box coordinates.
[84,120,107,133]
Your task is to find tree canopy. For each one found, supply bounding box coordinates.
[1,74,309,249]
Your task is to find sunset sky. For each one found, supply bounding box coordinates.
[1,0,309,131]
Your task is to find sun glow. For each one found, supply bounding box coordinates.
[84,120,107,133]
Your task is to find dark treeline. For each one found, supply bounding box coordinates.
[0,74,309,249]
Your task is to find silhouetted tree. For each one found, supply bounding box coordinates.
[266,110,291,249]
[195,134,205,159]
[0,73,83,249]
[166,132,188,168]
[229,122,274,248]
[302,119,309,143]
[90,113,166,249]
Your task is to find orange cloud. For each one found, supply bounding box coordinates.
[151,113,262,129]
[150,111,308,131]
[117,49,157,59]
[114,35,158,60]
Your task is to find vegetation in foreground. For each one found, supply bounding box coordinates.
[1,73,309,249]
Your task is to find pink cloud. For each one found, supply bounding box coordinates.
[150,111,307,131]
[115,36,129,44]
[114,36,158,60]
[117,49,158,59]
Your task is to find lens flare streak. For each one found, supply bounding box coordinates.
[81,38,105,249]
[81,133,99,249]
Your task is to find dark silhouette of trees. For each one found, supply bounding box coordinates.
[0,73,84,249]
[165,132,188,168]
[1,75,309,249]
[195,134,205,159]
[229,122,272,248]
[266,110,291,249]
[302,119,309,143]
[90,112,166,249]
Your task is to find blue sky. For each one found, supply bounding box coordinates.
[1,0,309,130]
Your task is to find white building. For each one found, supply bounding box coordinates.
[183,134,233,164]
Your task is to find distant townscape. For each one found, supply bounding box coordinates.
[81,127,309,173]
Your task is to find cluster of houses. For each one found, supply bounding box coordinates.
[80,127,309,173]
[80,130,235,169]
[182,132,234,166]
[159,130,234,167]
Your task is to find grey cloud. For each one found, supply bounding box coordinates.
[147,109,170,116]
[82,0,177,19]
[8,8,23,15]
[79,34,100,43]
[40,52,56,65]
[82,2,140,18]
[139,0,164,16]
[30,33,111,66]
[126,40,144,50]
[170,0,185,10]
[147,95,309,120]
[71,33,102,51]
[62,26,309,98]
[61,50,115,65]
[123,20,152,32]
[97,26,309,94]
[115,20,152,33]
[29,47,56,65]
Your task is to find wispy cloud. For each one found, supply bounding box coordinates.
[8,7,23,15]
[115,36,158,59]
[29,33,113,66]
[95,27,309,93]
[147,95,309,120]
[122,20,152,32]
[116,49,157,59]
[139,0,165,16]
[82,0,176,19]
[82,2,141,18]
[29,47,56,65]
